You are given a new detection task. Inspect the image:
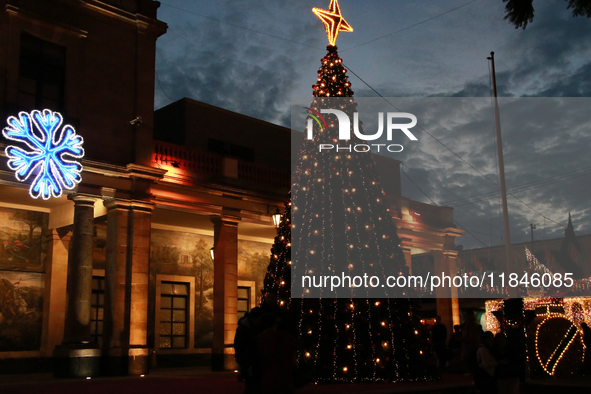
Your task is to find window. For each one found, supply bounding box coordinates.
[90,276,105,347]
[18,33,66,111]
[237,286,251,321]
[159,281,188,349]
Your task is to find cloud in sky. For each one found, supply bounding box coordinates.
[154,0,591,250]
[155,0,322,125]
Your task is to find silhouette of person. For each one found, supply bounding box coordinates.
[461,309,482,373]
[494,331,519,394]
[234,307,264,393]
[431,315,447,369]
[475,331,498,394]
[256,313,299,394]
[447,324,462,371]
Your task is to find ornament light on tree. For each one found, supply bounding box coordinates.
[313,0,353,46]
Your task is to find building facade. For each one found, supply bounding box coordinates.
[0,0,462,376]
[0,0,289,376]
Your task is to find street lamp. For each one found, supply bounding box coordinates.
[272,208,282,228]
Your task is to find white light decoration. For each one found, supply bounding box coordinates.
[487,298,588,377]
[2,109,84,200]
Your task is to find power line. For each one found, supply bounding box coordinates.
[401,163,501,229]
[401,166,489,247]
[342,0,480,52]
[441,166,591,207]
[343,63,569,229]
[454,221,489,248]
[401,167,437,205]
[155,70,176,101]
[158,0,572,230]
[160,0,480,55]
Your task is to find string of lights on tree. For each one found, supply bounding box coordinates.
[262,193,292,309]
[262,1,435,383]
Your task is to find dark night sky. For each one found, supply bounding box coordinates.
[154,0,591,250]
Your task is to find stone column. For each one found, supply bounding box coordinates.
[444,250,461,327]
[433,250,461,336]
[211,214,240,371]
[103,199,153,376]
[54,194,101,378]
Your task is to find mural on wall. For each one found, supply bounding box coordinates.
[0,271,44,351]
[151,229,215,348]
[0,207,48,272]
[237,240,272,303]
[150,228,271,349]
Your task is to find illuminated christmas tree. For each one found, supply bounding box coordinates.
[260,1,434,382]
[262,193,292,308]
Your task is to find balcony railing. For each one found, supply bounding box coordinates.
[238,160,290,190]
[153,141,223,176]
[152,141,289,190]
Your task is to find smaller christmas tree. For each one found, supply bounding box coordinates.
[262,193,292,309]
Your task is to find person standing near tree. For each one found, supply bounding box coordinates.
[476,331,498,394]
[234,307,264,394]
[461,310,482,373]
[431,316,447,369]
[448,324,463,371]
[256,313,299,394]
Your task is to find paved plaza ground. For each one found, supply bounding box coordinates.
[0,367,589,394]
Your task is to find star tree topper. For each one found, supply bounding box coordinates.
[313,0,353,46]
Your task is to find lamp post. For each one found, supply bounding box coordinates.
[488,51,514,297]
[272,208,282,228]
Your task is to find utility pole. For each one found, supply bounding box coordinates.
[530,223,536,254]
[487,52,515,297]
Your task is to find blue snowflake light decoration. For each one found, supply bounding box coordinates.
[2,109,84,200]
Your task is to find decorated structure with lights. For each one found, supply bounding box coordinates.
[262,193,292,308]
[3,110,84,200]
[0,0,463,378]
[264,1,437,382]
[486,298,588,377]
